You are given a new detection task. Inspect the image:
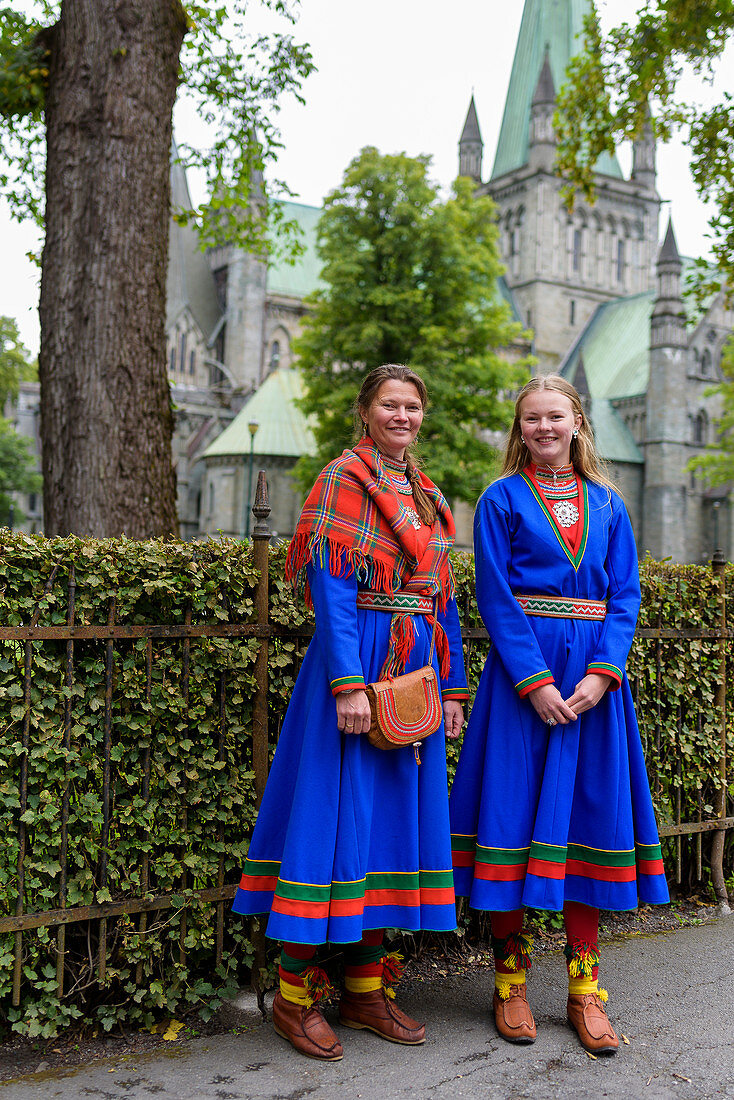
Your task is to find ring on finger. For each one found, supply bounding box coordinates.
[546,716,557,727]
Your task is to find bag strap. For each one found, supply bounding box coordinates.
[428,599,438,665]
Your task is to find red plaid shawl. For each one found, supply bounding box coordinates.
[285,437,456,677]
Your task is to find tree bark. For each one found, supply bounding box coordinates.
[39,0,186,536]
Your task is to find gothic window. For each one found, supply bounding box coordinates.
[700,348,712,377]
[573,228,582,273]
[269,340,281,373]
[179,332,187,374]
[693,411,707,445]
[209,481,215,514]
[169,345,176,374]
[189,350,196,376]
[569,299,576,326]
[616,239,625,285]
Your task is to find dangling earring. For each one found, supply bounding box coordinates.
[520,435,525,444]
[572,428,579,439]
[362,422,368,435]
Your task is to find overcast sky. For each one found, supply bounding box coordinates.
[1,0,728,357]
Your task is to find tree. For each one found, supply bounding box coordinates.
[0,315,41,522]
[0,1,312,536]
[295,147,531,505]
[554,1,734,297]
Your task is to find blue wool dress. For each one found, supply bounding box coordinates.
[449,473,669,913]
[232,552,469,945]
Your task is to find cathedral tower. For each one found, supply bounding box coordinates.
[463,0,661,368]
[642,219,688,561]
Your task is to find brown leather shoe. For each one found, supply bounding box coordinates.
[272,991,343,1061]
[567,992,619,1055]
[493,983,536,1044]
[339,988,425,1045]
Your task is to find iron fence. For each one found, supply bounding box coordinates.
[0,472,730,1014]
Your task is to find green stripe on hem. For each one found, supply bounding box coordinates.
[588,662,622,681]
[451,835,477,852]
[475,846,531,865]
[243,858,281,877]
[636,842,663,860]
[529,840,567,864]
[516,670,553,693]
[331,674,367,692]
[567,844,635,867]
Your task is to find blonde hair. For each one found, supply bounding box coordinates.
[501,374,617,492]
[355,364,437,526]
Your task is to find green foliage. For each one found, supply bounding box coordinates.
[555,2,734,298]
[294,147,532,504]
[0,316,40,519]
[0,419,41,519]
[0,535,731,1035]
[687,336,734,486]
[0,315,36,404]
[0,1,314,252]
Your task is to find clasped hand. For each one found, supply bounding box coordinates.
[528,673,611,727]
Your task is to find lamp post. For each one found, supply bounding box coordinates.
[244,420,259,539]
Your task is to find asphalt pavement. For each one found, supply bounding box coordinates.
[2,915,733,1100]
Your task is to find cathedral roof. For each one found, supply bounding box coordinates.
[491,0,623,180]
[202,367,316,460]
[267,202,324,299]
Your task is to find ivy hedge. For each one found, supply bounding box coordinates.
[0,533,731,1038]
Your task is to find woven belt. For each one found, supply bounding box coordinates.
[515,594,607,621]
[356,590,434,614]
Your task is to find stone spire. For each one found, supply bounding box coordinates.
[491,0,623,181]
[651,218,685,350]
[458,95,483,182]
[631,103,657,195]
[528,46,556,170]
[643,216,688,561]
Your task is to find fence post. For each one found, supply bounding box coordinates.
[250,471,271,1007]
[251,471,271,805]
[710,550,730,913]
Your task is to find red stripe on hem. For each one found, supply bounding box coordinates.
[240,874,279,891]
[518,675,554,698]
[452,852,475,868]
[527,857,566,880]
[474,862,527,882]
[638,859,665,875]
[566,859,637,882]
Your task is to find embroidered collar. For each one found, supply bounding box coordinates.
[529,463,575,486]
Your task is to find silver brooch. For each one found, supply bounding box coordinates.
[401,506,423,529]
[552,501,579,528]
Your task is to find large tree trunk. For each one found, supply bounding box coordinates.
[39,0,186,536]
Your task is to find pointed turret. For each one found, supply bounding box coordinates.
[643,215,688,561]
[632,104,657,195]
[528,46,556,170]
[458,96,483,182]
[491,0,623,181]
[651,218,684,350]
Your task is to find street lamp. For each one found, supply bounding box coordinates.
[244,419,259,539]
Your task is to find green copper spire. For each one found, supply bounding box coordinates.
[491,0,622,180]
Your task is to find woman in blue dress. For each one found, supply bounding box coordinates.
[233,364,469,1061]
[449,374,668,1055]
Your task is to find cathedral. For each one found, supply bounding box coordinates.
[10,0,733,561]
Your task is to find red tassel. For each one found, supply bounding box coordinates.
[301,965,334,1006]
[382,952,406,989]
